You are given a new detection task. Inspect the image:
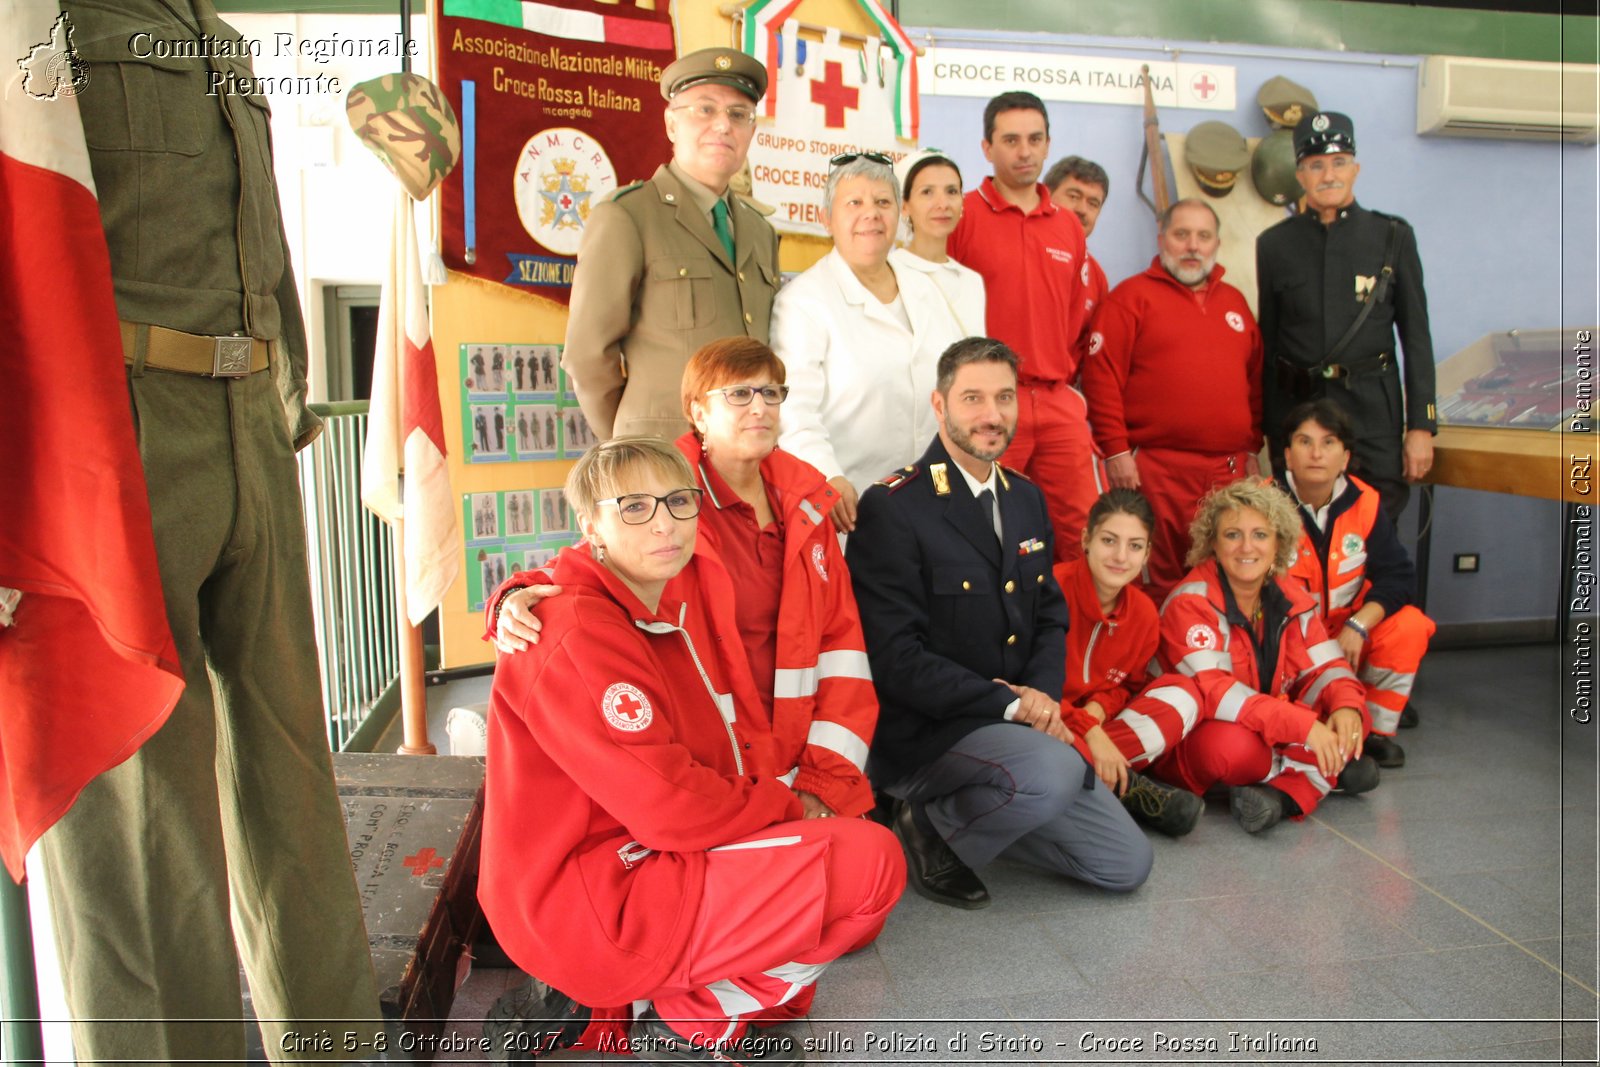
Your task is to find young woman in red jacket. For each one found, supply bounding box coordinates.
[1052,489,1207,837]
[479,437,903,1065]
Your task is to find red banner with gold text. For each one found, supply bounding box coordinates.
[436,0,675,302]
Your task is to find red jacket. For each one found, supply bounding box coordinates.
[1158,560,1368,744]
[678,434,878,817]
[1054,558,1159,738]
[1082,259,1262,457]
[480,546,801,1006]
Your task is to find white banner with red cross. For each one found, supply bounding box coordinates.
[741,4,919,237]
[919,48,1237,111]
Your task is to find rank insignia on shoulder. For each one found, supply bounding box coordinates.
[995,465,1011,491]
[929,462,951,496]
[876,465,919,491]
[999,464,1029,485]
[1018,538,1046,556]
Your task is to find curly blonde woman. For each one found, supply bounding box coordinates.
[1144,477,1380,833]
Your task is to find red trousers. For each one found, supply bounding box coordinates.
[1150,719,1333,817]
[1006,382,1099,564]
[1131,447,1256,602]
[572,817,904,1052]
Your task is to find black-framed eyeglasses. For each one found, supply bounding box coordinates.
[706,384,790,406]
[596,488,704,525]
[829,151,893,169]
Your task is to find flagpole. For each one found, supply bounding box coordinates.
[392,515,436,756]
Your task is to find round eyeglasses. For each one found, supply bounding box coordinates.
[595,488,704,525]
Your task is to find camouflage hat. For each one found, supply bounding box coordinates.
[1185,120,1250,197]
[1251,129,1303,206]
[1257,75,1319,129]
[661,47,767,102]
[346,72,461,201]
[1294,110,1356,160]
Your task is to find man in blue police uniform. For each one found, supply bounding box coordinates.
[1257,110,1437,519]
[846,338,1152,909]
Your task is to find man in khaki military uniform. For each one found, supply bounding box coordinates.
[563,47,780,440]
[42,2,381,1062]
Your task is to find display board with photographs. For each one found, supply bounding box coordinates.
[461,488,579,611]
[459,343,598,463]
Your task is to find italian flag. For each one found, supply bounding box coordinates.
[444,0,673,49]
[0,0,184,880]
[361,188,461,625]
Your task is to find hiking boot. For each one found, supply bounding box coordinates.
[1364,733,1406,768]
[630,1009,803,1065]
[1333,754,1381,795]
[1230,785,1285,834]
[483,978,591,1064]
[1121,772,1204,837]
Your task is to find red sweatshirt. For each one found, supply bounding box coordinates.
[1054,558,1160,738]
[1082,258,1262,457]
[679,434,878,817]
[948,177,1089,383]
[480,546,801,1006]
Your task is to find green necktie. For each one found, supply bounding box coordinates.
[711,199,735,263]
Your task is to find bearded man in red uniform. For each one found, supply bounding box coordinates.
[1081,198,1263,600]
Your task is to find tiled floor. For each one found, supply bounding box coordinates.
[431,644,1598,1064]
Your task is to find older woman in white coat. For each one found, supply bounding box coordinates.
[773,153,965,531]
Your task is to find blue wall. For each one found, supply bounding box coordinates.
[907,26,1598,628]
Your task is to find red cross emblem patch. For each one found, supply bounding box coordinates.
[602,682,653,732]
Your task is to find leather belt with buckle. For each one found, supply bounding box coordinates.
[120,321,270,379]
[1318,352,1394,381]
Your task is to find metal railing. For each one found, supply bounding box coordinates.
[296,401,399,751]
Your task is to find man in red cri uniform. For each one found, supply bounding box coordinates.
[1082,198,1263,599]
[949,91,1097,562]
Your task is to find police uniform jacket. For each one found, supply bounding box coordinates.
[1256,201,1436,452]
[563,163,780,441]
[69,0,320,449]
[846,436,1068,789]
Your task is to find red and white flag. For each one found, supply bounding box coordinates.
[361,188,460,624]
[0,0,184,881]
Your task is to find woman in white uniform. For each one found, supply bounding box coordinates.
[773,153,964,531]
[889,148,986,337]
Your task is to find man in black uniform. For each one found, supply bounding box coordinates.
[1257,111,1437,518]
[846,338,1152,910]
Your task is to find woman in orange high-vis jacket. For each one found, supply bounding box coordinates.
[1279,399,1435,769]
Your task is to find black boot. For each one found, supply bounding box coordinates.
[1364,733,1406,768]
[1333,754,1381,795]
[482,978,591,1064]
[1399,701,1420,728]
[1229,785,1285,834]
[893,799,990,909]
[1121,773,1204,837]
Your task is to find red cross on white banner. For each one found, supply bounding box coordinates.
[1191,72,1218,100]
[810,60,860,129]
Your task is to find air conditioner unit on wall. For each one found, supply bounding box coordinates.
[1417,54,1599,142]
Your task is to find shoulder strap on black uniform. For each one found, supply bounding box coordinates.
[1319,219,1401,369]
